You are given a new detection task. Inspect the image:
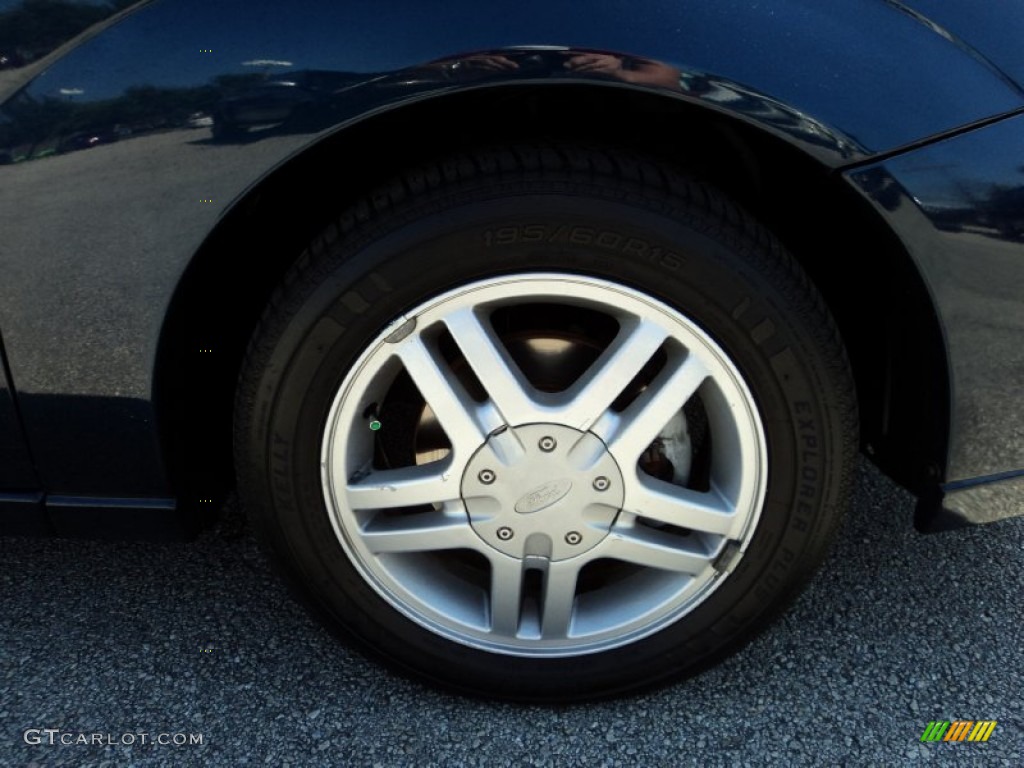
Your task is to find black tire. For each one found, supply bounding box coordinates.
[235,144,857,701]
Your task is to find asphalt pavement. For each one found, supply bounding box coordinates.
[1,460,1021,767]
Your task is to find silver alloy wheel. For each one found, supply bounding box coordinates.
[321,274,767,656]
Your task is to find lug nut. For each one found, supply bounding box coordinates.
[565,531,582,545]
[478,469,496,485]
[538,436,557,452]
[497,526,514,541]
[593,476,610,491]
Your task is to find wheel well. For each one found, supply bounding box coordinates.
[154,84,949,528]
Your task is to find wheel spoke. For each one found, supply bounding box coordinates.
[396,334,486,456]
[346,463,461,510]
[540,560,580,639]
[444,307,537,426]
[604,352,708,462]
[601,527,712,574]
[625,476,736,537]
[361,506,476,554]
[488,555,525,636]
[558,318,668,431]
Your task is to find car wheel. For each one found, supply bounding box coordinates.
[235,144,857,700]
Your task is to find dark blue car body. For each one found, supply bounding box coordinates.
[1,0,1022,538]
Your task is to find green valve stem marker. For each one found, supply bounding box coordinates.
[363,403,382,431]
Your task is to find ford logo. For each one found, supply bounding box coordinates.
[514,479,572,514]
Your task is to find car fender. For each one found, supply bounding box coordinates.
[1,0,1023,529]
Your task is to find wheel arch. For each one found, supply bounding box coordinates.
[152,82,950,527]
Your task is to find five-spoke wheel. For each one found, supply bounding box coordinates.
[321,275,767,654]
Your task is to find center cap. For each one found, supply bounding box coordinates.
[460,423,625,560]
